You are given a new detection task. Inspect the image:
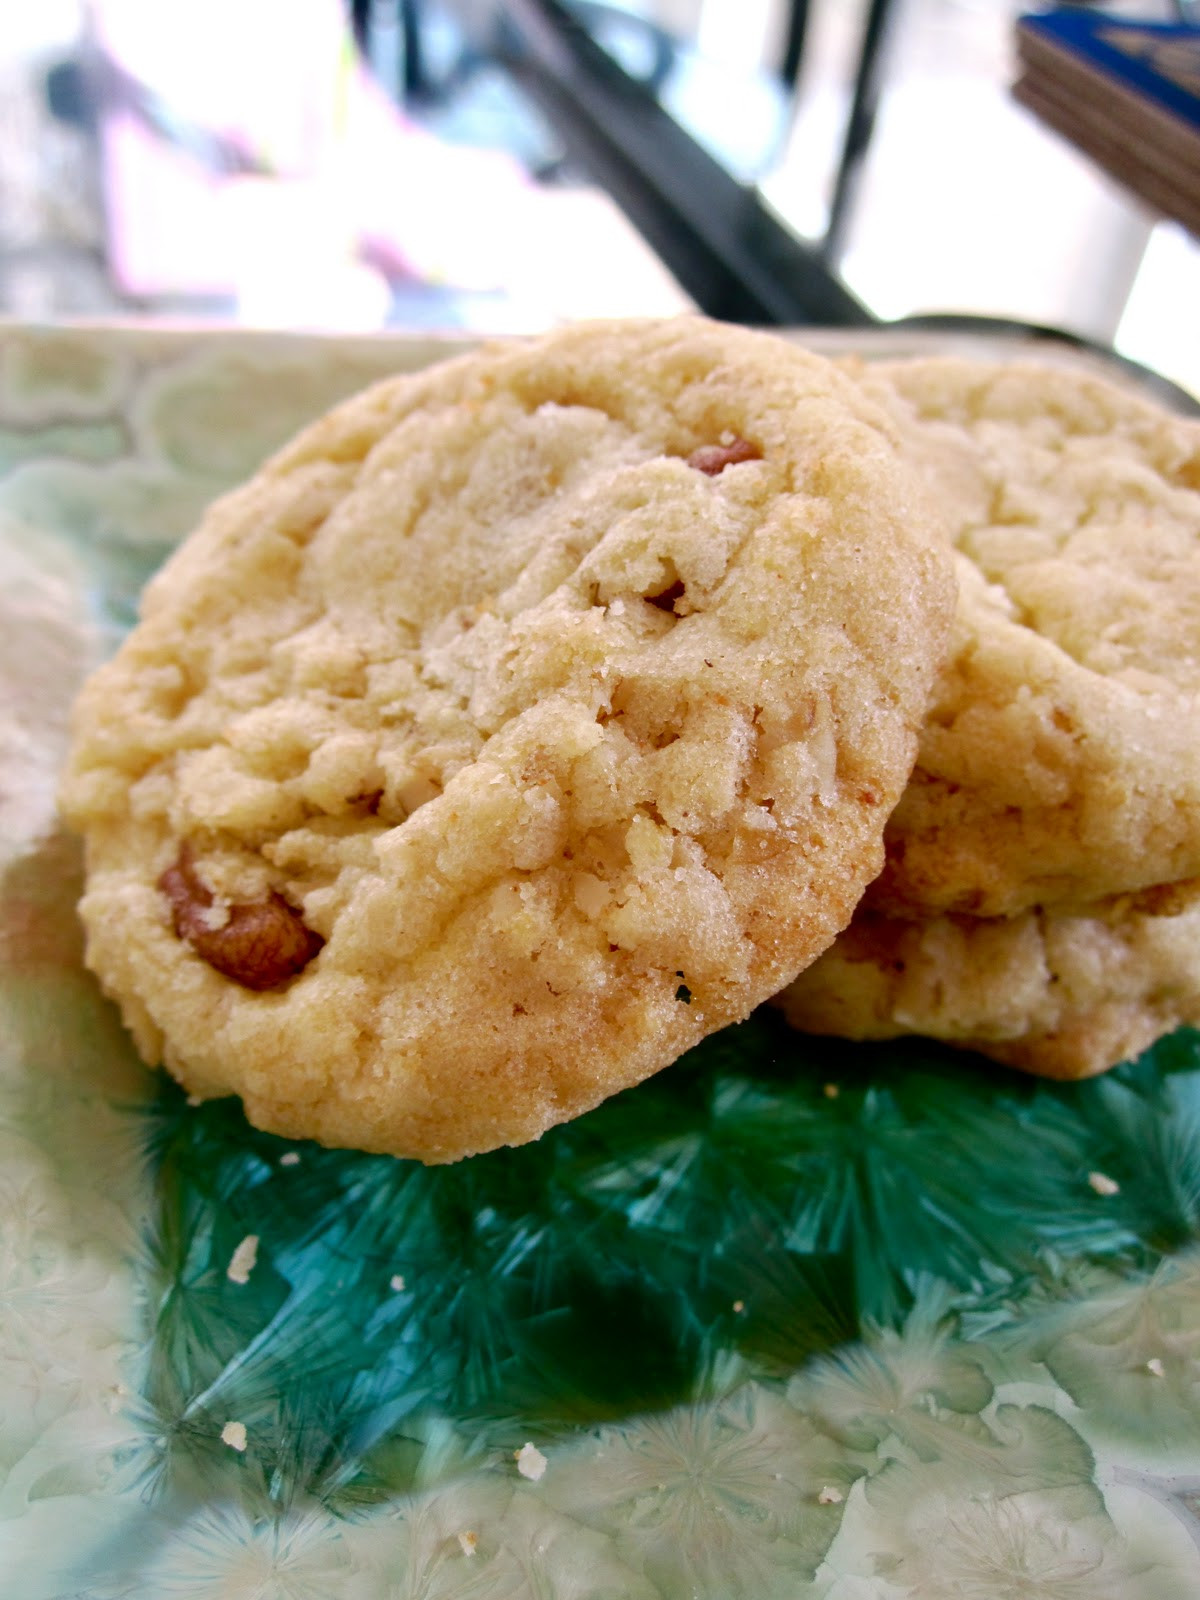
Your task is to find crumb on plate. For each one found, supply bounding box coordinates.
[221,1420,247,1452]
[515,1442,547,1481]
[227,1234,259,1284]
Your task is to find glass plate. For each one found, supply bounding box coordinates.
[3,324,1199,1600]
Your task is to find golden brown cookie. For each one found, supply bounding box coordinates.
[846,356,1200,919]
[61,318,953,1162]
[775,878,1200,1079]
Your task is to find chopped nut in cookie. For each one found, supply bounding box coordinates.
[645,578,686,613]
[686,437,762,475]
[159,847,323,990]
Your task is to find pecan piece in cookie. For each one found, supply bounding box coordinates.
[686,437,761,475]
[159,848,322,990]
[645,578,686,613]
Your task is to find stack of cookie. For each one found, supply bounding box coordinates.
[59,319,1200,1162]
[776,355,1200,1079]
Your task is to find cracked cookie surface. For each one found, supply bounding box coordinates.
[61,318,953,1161]
[775,878,1200,1080]
[846,357,1200,919]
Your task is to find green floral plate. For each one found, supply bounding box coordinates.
[3,324,1199,1600]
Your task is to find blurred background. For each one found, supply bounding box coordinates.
[2,0,1196,391]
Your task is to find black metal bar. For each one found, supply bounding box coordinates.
[399,0,427,99]
[779,0,812,91]
[821,0,898,263]
[350,0,372,53]
[479,0,875,327]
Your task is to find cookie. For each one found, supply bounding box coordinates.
[60,318,954,1162]
[775,878,1200,1079]
[845,356,1200,919]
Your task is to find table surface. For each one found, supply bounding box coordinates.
[3,322,1200,1600]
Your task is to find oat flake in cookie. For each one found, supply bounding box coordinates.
[60,317,953,1163]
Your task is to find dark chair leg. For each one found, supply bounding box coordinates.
[45,57,96,132]
[399,0,427,99]
[350,0,372,53]
[779,0,812,92]
[820,0,898,264]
